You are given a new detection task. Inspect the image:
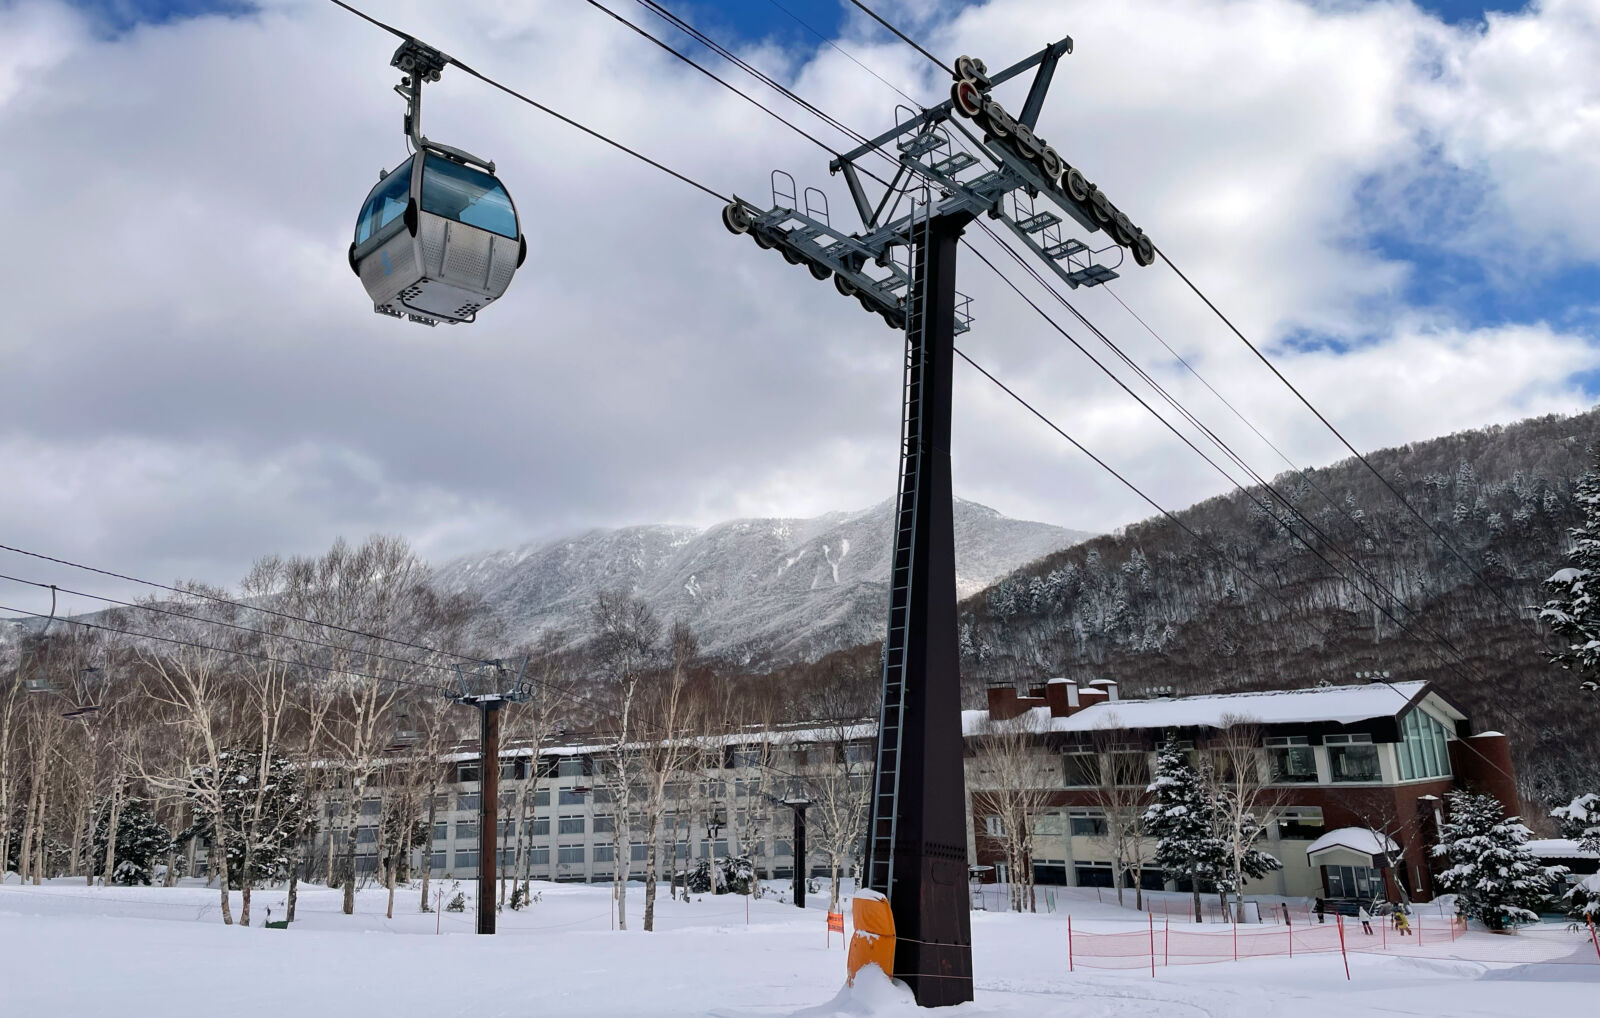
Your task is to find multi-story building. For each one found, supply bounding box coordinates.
[966,677,1518,902]
[312,675,1514,907]
[314,721,876,887]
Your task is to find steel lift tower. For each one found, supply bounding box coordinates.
[722,36,1152,1007]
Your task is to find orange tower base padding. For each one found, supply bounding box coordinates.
[847,892,897,985]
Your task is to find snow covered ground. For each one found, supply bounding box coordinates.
[0,877,1593,1016]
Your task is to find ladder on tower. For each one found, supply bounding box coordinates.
[865,196,934,897]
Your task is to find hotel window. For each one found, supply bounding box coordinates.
[454,850,478,869]
[432,822,448,843]
[456,821,478,842]
[533,787,550,807]
[1277,806,1325,840]
[1326,734,1381,782]
[428,851,445,871]
[557,757,587,778]
[456,763,480,783]
[457,793,480,811]
[558,788,586,806]
[593,844,615,863]
[528,817,549,837]
[1062,753,1098,787]
[527,847,549,865]
[1267,736,1318,783]
[631,843,653,862]
[1068,809,1109,837]
[558,845,586,865]
[558,815,585,835]
[1397,709,1453,781]
[593,814,616,834]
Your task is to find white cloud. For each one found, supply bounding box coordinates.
[0,0,1595,594]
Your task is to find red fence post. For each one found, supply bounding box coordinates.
[1588,915,1599,965]
[1233,918,1238,962]
[1336,914,1351,981]
[1067,915,1074,973]
[1287,915,1293,958]
[1164,915,1169,967]
[1149,911,1156,979]
[1417,911,1423,947]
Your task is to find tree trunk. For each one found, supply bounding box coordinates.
[286,862,300,921]
[340,804,361,915]
[420,791,438,912]
[103,782,124,887]
[643,813,661,932]
[17,773,38,886]
[1192,882,1203,924]
[69,793,88,882]
[212,842,234,926]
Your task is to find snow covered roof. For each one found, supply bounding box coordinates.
[1526,838,1600,860]
[1306,828,1400,858]
[964,680,1440,736]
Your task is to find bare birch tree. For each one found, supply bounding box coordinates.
[969,710,1057,912]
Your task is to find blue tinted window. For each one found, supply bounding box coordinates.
[355,157,413,245]
[421,154,517,238]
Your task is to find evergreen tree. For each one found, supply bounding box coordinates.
[1551,792,1600,919]
[1144,736,1225,922]
[1539,453,1600,693]
[89,796,170,886]
[1433,790,1563,930]
[180,749,308,889]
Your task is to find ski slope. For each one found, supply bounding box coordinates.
[0,878,1592,1016]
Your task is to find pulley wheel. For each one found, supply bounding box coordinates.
[809,263,831,281]
[834,274,857,297]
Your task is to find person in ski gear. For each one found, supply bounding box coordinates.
[1358,905,1374,934]
[1394,909,1412,935]
[1314,898,1327,924]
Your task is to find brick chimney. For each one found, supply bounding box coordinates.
[1043,678,1078,717]
[1088,678,1118,702]
[985,683,1048,721]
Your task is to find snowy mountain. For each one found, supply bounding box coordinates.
[433,499,1089,664]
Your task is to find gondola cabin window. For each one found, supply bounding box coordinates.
[421,155,517,238]
[355,158,414,245]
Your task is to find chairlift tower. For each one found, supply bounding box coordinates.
[451,658,531,935]
[721,36,1153,1007]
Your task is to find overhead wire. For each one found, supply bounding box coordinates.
[314,0,1525,785]
[965,226,1525,727]
[845,0,952,76]
[323,0,728,203]
[763,0,925,109]
[0,540,486,666]
[0,571,457,679]
[0,601,460,699]
[1155,250,1534,628]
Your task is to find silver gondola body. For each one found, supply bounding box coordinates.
[350,151,525,326]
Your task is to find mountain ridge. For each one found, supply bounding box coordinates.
[432,497,1091,664]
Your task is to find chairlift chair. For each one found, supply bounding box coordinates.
[349,40,526,327]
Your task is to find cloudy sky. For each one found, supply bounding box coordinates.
[2,0,1598,614]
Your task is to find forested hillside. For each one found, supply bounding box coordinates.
[955,409,1600,809]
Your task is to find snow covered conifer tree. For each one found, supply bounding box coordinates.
[1433,790,1563,931]
[1552,792,1600,919]
[1539,453,1600,693]
[1145,736,1224,923]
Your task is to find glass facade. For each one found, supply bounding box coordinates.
[1397,709,1453,780]
[1267,736,1317,782]
[1326,736,1382,782]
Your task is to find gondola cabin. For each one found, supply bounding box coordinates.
[350,145,525,326]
